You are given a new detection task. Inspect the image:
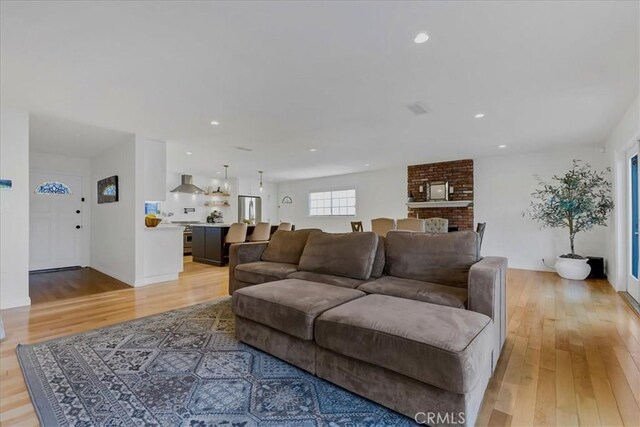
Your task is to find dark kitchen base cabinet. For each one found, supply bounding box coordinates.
[192,226,229,266]
[192,224,283,266]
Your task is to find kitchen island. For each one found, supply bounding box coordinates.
[191,223,280,266]
[141,224,184,285]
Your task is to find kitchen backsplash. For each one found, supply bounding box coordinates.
[156,192,233,223]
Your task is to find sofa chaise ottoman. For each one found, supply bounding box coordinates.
[232,278,364,373]
[315,294,492,426]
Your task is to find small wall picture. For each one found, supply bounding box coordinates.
[0,179,12,190]
[427,181,449,201]
[97,175,119,204]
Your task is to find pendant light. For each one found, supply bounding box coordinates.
[223,165,229,191]
[258,171,264,193]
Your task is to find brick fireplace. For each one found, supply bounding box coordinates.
[407,159,474,230]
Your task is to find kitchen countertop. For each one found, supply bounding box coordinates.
[145,224,185,231]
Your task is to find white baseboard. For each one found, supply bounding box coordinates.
[134,273,179,287]
[0,296,31,310]
[90,265,134,287]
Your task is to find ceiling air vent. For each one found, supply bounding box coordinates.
[406,102,428,115]
[234,146,254,152]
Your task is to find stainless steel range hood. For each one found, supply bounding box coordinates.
[170,175,205,194]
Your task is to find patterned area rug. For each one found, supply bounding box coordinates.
[17,298,413,426]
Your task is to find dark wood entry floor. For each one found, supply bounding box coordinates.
[29,267,130,305]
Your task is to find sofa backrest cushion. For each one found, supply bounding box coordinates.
[385,230,480,288]
[298,231,378,280]
[261,229,320,265]
[370,236,386,278]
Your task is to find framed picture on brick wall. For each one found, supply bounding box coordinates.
[427,181,449,201]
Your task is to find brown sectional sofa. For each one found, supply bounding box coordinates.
[229,228,507,426]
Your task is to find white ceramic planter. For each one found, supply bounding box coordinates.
[555,256,591,280]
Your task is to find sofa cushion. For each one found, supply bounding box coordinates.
[370,236,386,278]
[358,276,467,308]
[234,261,298,285]
[261,229,320,265]
[232,279,365,340]
[315,294,491,394]
[298,231,378,280]
[385,230,480,288]
[287,271,365,289]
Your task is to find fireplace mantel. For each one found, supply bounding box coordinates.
[406,200,473,208]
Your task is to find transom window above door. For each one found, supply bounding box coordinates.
[34,181,72,195]
[309,189,356,216]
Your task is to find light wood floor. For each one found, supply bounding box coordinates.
[1,267,639,426]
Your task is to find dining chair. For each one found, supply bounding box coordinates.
[396,218,426,232]
[424,217,448,233]
[277,222,293,231]
[351,221,364,232]
[249,222,271,242]
[371,218,396,237]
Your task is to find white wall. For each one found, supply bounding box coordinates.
[143,139,167,201]
[475,145,608,271]
[0,109,30,309]
[30,151,92,267]
[277,147,610,271]
[277,167,407,232]
[90,138,137,285]
[604,96,640,291]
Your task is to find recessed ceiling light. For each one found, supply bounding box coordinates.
[414,32,429,44]
[364,163,370,167]
[309,148,317,152]
[210,120,220,126]
[498,144,507,148]
[185,151,192,155]
[474,113,485,118]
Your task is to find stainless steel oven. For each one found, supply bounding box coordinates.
[183,227,193,255]
[171,221,202,255]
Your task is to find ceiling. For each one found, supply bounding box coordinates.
[29,114,134,159]
[1,1,638,181]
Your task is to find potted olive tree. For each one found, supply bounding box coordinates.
[528,160,613,280]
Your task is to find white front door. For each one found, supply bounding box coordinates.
[627,143,640,303]
[29,173,84,271]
